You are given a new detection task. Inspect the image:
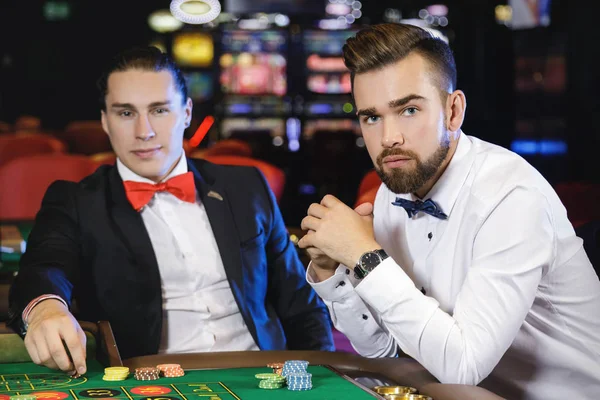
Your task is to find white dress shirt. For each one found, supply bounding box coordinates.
[117,155,259,353]
[308,132,600,399]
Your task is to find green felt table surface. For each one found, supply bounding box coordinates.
[0,360,381,400]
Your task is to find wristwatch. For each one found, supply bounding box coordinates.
[354,249,389,279]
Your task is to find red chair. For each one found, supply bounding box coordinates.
[190,139,253,159]
[59,120,112,155]
[553,182,600,228]
[354,169,381,208]
[0,134,67,167]
[354,186,379,209]
[0,121,12,134]
[199,155,285,203]
[14,115,41,132]
[0,154,99,220]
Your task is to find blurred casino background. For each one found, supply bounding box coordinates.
[0,0,599,333]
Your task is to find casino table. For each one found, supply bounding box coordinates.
[0,360,389,400]
[0,323,505,400]
[123,352,504,400]
[0,322,504,400]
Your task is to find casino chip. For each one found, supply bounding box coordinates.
[10,396,38,400]
[286,372,313,391]
[157,364,185,378]
[134,367,160,381]
[255,372,286,390]
[267,362,284,376]
[281,360,310,378]
[102,366,129,381]
[283,361,312,391]
[260,360,313,391]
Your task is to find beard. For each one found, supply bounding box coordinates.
[375,138,450,195]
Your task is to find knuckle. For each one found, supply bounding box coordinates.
[39,353,52,364]
[49,348,63,358]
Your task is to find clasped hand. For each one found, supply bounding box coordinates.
[298,195,380,273]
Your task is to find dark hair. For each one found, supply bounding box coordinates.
[343,23,457,98]
[97,46,188,111]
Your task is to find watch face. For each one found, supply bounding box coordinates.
[360,252,382,271]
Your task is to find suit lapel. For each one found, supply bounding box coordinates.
[107,167,161,285]
[188,161,259,343]
[188,161,244,288]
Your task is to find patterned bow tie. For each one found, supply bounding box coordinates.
[123,171,196,211]
[392,197,448,220]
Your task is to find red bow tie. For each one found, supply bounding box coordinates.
[123,171,196,211]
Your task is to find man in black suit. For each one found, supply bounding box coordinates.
[8,47,334,376]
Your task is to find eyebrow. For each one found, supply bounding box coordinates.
[110,100,172,110]
[356,94,427,117]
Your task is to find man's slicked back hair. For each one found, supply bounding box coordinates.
[97,46,188,111]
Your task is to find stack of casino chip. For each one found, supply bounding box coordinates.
[102,366,129,381]
[286,372,313,391]
[281,360,309,378]
[281,360,312,391]
[157,364,185,378]
[10,395,37,400]
[255,373,286,390]
[267,362,284,375]
[134,367,160,380]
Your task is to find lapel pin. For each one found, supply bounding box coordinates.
[207,190,223,201]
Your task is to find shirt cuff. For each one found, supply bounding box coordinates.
[22,295,68,325]
[355,257,431,312]
[306,261,363,302]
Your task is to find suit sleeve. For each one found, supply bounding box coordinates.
[254,169,335,351]
[8,180,81,334]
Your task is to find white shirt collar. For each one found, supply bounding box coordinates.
[117,153,189,184]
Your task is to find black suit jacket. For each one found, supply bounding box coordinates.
[8,158,334,359]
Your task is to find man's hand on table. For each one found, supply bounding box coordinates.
[25,299,87,376]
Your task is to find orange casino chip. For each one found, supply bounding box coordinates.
[156,364,181,371]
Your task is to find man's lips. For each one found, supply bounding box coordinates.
[132,147,161,153]
[382,154,413,169]
[383,155,412,163]
[132,147,161,158]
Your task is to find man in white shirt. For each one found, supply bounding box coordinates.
[299,23,600,399]
[8,46,334,377]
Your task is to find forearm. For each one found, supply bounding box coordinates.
[308,263,397,357]
[355,257,542,385]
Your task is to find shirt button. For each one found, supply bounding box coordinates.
[335,281,346,288]
[345,269,350,275]
[362,314,368,320]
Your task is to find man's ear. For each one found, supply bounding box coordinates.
[445,89,466,132]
